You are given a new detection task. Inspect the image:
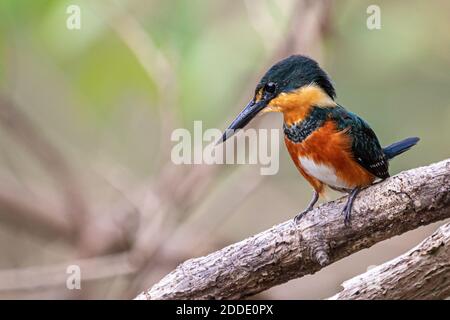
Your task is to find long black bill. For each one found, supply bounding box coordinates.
[218,99,268,144]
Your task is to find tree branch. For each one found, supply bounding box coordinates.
[0,253,135,292]
[0,96,88,232]
[136,159,450,300]
[0,184,74,240]
[330,222,450,300]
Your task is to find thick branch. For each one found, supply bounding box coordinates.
[330,222,450,300]
[136,159,450,300]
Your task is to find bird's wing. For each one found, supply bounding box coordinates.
[331,106,389,179]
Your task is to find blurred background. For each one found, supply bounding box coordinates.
[0,0,449,299]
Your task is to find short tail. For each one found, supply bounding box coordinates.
[383,137,420,160]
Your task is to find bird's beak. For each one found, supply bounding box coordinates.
[218,98,269,144]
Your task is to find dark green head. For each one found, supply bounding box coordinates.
[255,55,335,100]
[219,55,335,143]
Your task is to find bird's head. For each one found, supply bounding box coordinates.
[220,55,336,143]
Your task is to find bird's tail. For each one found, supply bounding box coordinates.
[383,137,420,160]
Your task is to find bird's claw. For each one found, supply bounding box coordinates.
[294,191,319,224]
[343,205,351,226]
[341,187,360,226]
[294,208,312,224]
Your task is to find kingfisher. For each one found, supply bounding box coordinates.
[219,55,419,225]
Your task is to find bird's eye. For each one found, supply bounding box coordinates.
[264,82,277,94]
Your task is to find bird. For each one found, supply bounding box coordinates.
[219,55,419,225]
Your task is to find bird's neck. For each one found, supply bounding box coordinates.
[283,106,333,143]
[264,85,337,126]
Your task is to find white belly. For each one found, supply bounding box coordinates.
[299,157,350,189]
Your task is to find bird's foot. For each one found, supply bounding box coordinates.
[294,207,313,224]
[294,191,319,224]
[342,203,352,226]
[342,187,361,226]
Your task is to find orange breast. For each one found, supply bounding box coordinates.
[285,120,375,191]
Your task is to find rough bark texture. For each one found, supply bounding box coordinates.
[330,222,450,300]
[136,159,450,300]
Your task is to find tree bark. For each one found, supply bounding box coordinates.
[330,222,450,300]
[136,159,450,300]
